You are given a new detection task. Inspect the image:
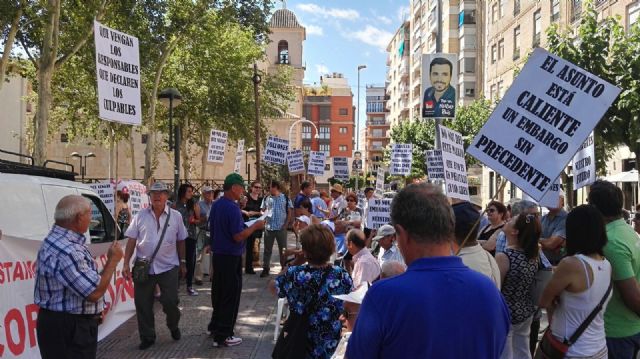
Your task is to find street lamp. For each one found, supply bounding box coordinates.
[70,152,96,183]
[356,64,367,191]
[252,63,262,182]
[288,118,319,146]
[158,88,183,199]
[246,147,256,183]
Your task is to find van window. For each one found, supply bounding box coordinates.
[84,194,120,243]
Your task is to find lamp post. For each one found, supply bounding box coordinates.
[252,64,262,182]
[356,64,367,192]
[158,88,183,199]
[246,147,256,183]
[288,118,319,146]
[70,152,96,183]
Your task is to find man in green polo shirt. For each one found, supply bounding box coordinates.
[588,180,640,357]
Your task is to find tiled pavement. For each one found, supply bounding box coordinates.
[97,234,299,359]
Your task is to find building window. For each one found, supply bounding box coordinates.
[339,127,347,134]
[533,10,542,47]
[513,26,521,60]
[302,144,311,153]
[497,80,504,98]
[490,84,497,99]
[319,143,330,154]
[629,1,640,29]
[339,145,347,152]
[302,124,312,139]
[551,0,560,22]
[498,39,505,60]
[277,40,289,64]
[514,0,521,15]
[319,105,331,121]
[571,0,582,23]
[339,108,349,116]
[464,57,476,73]
[319,126,331,139]
[372,141,383,150]
[491,44,497,63]
[372,129,384,137]
[141,134,148,144]
[499,0,505,18]
[60,133,68,143]
[464,82,476,98]
[491,3,498,23]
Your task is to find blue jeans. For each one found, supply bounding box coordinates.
[606,332,640,358]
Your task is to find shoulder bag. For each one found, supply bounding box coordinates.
[132,210,171,284]
[534,279,612,359]
[273,267,332,359]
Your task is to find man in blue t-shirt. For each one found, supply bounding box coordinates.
[293,181,313,216]
[206,173,264,348]
[346,183,510,359]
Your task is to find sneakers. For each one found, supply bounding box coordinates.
[213,336,243,348]
[187,287,198,296]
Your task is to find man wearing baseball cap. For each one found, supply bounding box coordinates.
[373,224,404,267]
[207,173,265,348]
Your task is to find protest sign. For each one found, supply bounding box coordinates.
[207,130,228,163]
[333,157,350,182]
[234,139,245,174]
[287,149,305,174]
[118,180,149,217]
[263,136,289,165]
[539,178,562,208]
[89,182,116,215]
[374,166,386,197]
[572,132,595,190]
[425,150,445,181]
[421,53,458,119]
[390,144,413,176]
[94,21,141,125]
[467,48,621,201]
[307,151,326,176]
[367,198,393,229]
[440,125,470,201]
[352,151,363,174]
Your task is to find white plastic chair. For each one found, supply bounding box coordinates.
[273,297,289,341]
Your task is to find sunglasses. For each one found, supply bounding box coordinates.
[347,199,357,202]
[487,208,497,213]
[342,309,359,320]
[253,186,262,189]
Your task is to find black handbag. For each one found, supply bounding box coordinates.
[272,267,331,359]
[132,210,171,284]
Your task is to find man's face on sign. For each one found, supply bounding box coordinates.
[430,63,451,93]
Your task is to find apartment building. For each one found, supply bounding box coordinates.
[364,85,390,176]
[385,22,411,127]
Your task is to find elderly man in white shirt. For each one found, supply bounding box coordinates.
[346,229,380,288]
[373,224,404,266]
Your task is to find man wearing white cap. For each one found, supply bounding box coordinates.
[373,224,404,267]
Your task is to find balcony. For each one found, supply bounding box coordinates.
[400,83,409,95]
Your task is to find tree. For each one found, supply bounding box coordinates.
[546,0,640,175]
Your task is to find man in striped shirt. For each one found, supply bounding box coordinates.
[34,195,123,359]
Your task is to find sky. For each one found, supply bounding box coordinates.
[277,0,410,131]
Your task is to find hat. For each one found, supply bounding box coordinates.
[452,201,480,237]
[296,215,311,226]
[320,220,335,233]
[333,283,369,304]
[148,182,170,193]
[330,184,343,194]
[224,173,245,187]
[469,195,483,209]
[373,224,395,241]
[201,185,213,193]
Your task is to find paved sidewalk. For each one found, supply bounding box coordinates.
[98,233,298,359]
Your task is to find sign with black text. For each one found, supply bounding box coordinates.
[308,151,326,176]
[440,125,470,201]
[390,143,412,176]
[539,178,562,208]
[333,157,350,182]
[572,132,595,190]
[287,149,305,174]
[207,130,228,163]
[263,136,289,165]
[94,20,141,125]
[467,48,620,201]
[425,150,445,181]
[89,182,116,215]
[375,166,386,197]
[234,139,244,174]
[367,198,393,229]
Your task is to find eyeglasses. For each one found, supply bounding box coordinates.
[253,186,262,189]
[342,309,360,320]
[487,208,497,213]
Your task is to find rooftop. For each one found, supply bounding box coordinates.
[269,8,303,29]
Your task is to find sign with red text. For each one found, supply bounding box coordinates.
[467,48,620,201]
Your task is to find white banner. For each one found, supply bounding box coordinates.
[467,48,621,201]
[374,167,386,197]
[263,136,289,165]
[94,20,141,125]
[287,149,305,174]
[234,139,245,174]
[425,150,445,181]
[539,178,562,208]
[440,125,470,201]
[572,133,595,190]
[333,157,350,182]
[117,180,149,217]
[0,235,135,359]
[390,144,412,176]
[307,151,326,176]
[207,130,228,164]
[89,182,116,215]
[367,198,393,230]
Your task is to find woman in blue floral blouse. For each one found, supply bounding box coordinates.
[273,224,353,359]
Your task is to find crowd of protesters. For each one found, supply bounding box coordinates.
[32,174,640,359]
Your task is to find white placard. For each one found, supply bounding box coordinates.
[118,180,149,217]
[467,48,621,201]
[263,136,289,165]
[539,178,562,208]
[89,182,116,215]
[352,150,364,174]
[234,139,245,174]
[308,151,326,176]
[375,166,386,197]
[207,130,228,163]
[390,143,413,176]
[425,150,445,181]
[94,20,141,125]
[287,149,305,174]
[333,157,350,182]
[572,132,595,190]
[367,198,393,229]
[440,125,470,201]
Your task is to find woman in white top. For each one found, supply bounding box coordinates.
[539,205,612,359]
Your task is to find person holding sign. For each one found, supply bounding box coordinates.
[422,57,456,118]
